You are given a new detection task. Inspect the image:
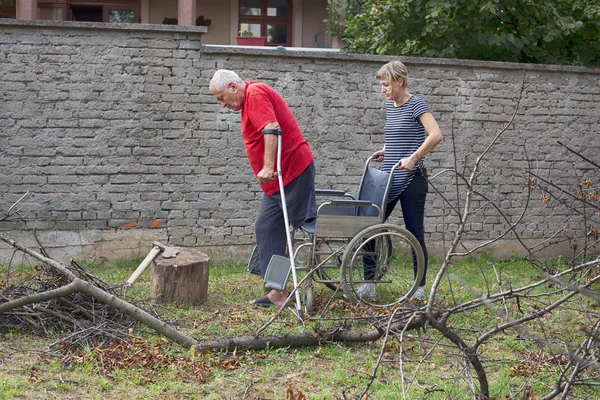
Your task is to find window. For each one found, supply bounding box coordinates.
[33,1,140,23]
[1,0,139,21]
[239,0,292,46]
[38,3,67,21]
[69,2,140,23]
[71,6,103,22]
[0,0,16,19]
[108,8,135,23]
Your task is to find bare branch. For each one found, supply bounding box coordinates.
[2,191,29,221]
[557,140,600,170]
[530,171,600,216]
[0,281,79,313]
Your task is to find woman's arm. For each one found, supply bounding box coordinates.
[398,112,443,170]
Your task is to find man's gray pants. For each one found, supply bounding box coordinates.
[255,162,317,279]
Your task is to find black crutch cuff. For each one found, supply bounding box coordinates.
[261,128,283,135]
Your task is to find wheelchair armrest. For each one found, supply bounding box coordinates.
[315,189,356,199]
[329,199,373,207]
[318,199,381,217]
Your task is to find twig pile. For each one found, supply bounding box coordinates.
[0,258,134,352]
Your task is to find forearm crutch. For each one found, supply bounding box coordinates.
[261,128,303,320]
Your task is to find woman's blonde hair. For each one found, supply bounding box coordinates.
[376,61,408,88]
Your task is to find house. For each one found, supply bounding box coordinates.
[2,0,340,48]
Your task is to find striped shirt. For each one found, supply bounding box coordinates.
[381,95,431,201]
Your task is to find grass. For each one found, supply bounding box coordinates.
[0,377,26,400]
[0,255,599,399]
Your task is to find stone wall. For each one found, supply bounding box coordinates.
[1,20,599,264]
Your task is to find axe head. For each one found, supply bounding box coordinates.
[153,241,180,258]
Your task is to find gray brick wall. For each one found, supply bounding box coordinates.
[1,20,598,263]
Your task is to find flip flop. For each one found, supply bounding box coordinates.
[252,295,274,307]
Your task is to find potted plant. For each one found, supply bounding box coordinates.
[161,15,211,30]
[236,30,266,46]
[195,16,211,28]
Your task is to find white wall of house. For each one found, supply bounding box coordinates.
[303,0,329,48]
[198,0,231,45]
[147,0,176,24]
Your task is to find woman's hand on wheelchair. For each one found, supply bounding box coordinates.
[372,149,385,162]
[396,156,416,170]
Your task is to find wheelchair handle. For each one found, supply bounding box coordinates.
[366,154,404,171]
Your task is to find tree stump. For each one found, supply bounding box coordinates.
[150,248,209,305]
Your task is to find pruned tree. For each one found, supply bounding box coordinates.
[347,77,600,398]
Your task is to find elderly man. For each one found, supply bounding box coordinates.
[209,69,316,307]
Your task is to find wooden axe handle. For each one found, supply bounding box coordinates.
[126,245,161,287]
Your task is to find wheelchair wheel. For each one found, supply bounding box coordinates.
[340,224,425,307]
[293,242,315,314]
[314,236,393,292]
[302,283,314,314]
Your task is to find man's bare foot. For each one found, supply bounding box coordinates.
[267,290,288,307]
[252,290,288,307]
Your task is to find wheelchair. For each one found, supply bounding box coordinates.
[248,156,425,315]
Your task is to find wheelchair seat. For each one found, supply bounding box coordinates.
[313,160,392,239]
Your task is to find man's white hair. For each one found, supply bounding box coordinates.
[210,69,244,91]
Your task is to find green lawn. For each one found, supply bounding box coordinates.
[0,255,599,399]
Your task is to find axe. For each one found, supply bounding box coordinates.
[125,241,179,288]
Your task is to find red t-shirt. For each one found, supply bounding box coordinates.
[241,81,313,195]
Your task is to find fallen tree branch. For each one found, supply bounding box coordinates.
[196,315,426,351]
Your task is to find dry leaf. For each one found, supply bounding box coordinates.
[587,227,598,239]
[190,345,196,361]
[314,346,323,357]
[286,385,306,400]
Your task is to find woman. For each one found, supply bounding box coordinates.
[359,60,443,300]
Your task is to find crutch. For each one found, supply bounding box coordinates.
[261,128,304,320]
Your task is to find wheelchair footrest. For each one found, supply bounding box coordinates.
[247,245,262,276]
[264,255,292,291]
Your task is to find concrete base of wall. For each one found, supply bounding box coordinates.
[0,229,168,266]
[0,229,256,267]
[2,229,595,269]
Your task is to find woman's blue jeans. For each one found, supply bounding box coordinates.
[363,168,429,286]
